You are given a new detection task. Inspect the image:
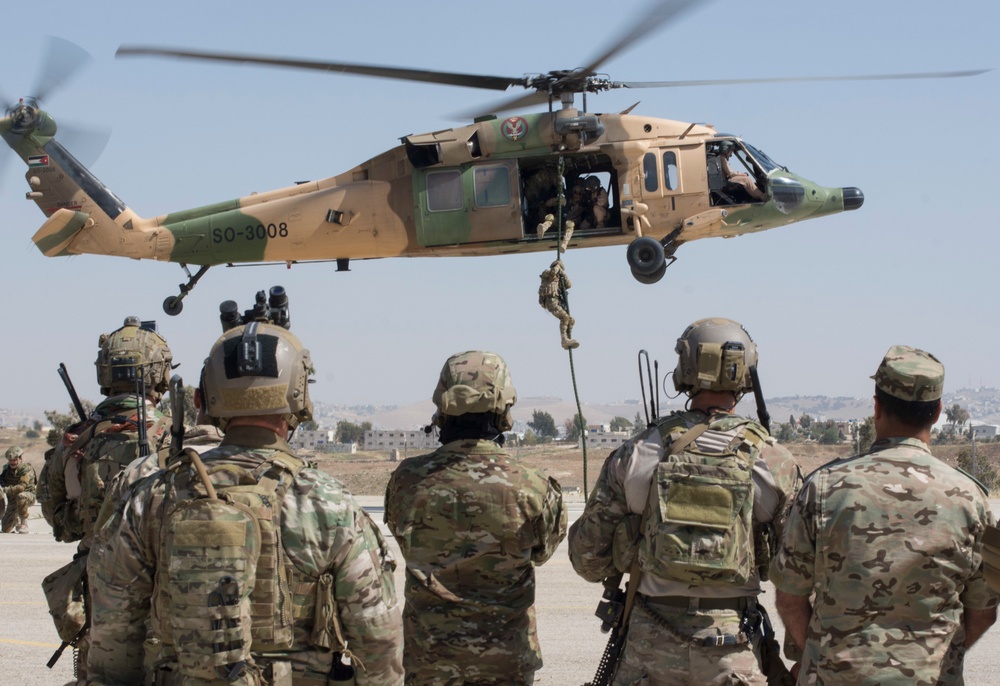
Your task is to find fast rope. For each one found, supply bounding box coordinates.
[552,155,590,497]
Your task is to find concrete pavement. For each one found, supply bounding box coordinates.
[4,500,1000,684]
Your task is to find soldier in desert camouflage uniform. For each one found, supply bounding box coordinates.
[771,345,999,684]
[538,259,579,350]
[88,322,403,685]
[384,350,567,686]
[1,446,36,533]
[568,318,801,685]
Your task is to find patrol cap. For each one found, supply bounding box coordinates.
[871,345,944,402]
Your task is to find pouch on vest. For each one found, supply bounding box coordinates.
[41,553,88,642]
[641,422,761,586]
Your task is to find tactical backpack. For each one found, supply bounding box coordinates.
[157,449,306,685]
[640,416,767,586]
[79,414,167,541]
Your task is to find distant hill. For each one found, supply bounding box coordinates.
[7,388,1000,431]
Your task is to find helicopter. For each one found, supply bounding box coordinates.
[0,0,986,316]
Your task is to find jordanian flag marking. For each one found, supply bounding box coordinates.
[28,155,49,167]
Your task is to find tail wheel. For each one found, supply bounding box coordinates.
[626,236,665,276]
[163,296,183,316]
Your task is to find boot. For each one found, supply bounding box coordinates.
[16,516,28,534]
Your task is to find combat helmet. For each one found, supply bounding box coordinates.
[201,322,313,431]
[5,446,23,460]
[95,316,173,399]
[672,318,757,397]
[432,351,517,431]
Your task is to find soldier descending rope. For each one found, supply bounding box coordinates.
[538,259,579,350]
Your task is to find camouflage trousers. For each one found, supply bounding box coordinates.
[611,599,766,686]
[1,490,35,532]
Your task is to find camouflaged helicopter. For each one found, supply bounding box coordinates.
[0,0,986,315]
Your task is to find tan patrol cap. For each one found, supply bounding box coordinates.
[871,345,944,402]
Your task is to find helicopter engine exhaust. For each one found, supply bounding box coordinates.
[842,187,864,211]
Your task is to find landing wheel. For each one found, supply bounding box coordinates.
[626,236,665,276]
[163,296,184,316]
[631,262,667,284]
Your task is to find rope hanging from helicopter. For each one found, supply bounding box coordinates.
[536,154,591,495]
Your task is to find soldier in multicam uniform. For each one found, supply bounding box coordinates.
[538,260,579,350]
[771,345,999,684]
[88,321,403,686]
[1,446,36,533]
[384,350,567,686]
[568,318,801,685]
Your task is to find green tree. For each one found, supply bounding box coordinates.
[788,414,797,428]
[818,426,841,444]
[798,414,813,430]
[335,419,372,446]
[24,429,40,439]
[158,384,199,426]
[957,447,997,490]
[528,410,558,439]
[300,420,319,431]
[857,416,875,454]
[521,429,538,447]
[564,413,588,443]
[609,416,631,433]
[776,423,797,443]
[632,411,645,433]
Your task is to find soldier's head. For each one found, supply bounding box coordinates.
[872,345,943,429]
[584,176,601,190]
[5,446,23,466]
[201,322,314,432]
[431,351,517,439]
[95,317,173,401]
[672,318,757,401]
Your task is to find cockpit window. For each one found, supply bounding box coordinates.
[742,143,781,173]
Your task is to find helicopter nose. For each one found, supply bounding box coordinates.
[842,187,864,211]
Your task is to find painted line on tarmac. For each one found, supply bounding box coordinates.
[0,637,60,648]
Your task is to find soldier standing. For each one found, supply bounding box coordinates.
[384,350,567,686]
[568,318,801,685]
[1,446,36,533]
[771,345,999,683]
[88,321,403,685]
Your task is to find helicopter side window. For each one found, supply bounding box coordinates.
[474,166,510,208]
[643,153,658,193]
[426,170,464,212]
[662,151,678,191]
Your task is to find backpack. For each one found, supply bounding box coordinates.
[79,413,167,540]
[158,448,305,684]
[640,416,767,586]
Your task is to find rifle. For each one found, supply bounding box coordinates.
[743,603,795,686]
[585,574,629,686]
[135,365,150,458]
[169,374,185,454]
[748,365,771,434]
[57,363,87,423]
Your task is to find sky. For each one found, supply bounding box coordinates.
[0,0,997,415]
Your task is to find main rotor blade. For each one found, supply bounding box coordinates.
[617,69,992,89]
[32,36,93,103]
[117,46,521,92]
[455,90,552,121]
[579,0,707,77]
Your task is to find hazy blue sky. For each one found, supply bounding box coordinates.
[1,0,996,413]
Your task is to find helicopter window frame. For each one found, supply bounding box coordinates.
[662,151,678,191]
[643,152,658,193]
[473,165,511,208]
[426,169,464,212]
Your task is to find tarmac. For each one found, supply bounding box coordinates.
[3,499,1000,685]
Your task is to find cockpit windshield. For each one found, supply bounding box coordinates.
[742,143,782,173]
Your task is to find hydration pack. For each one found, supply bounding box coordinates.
[641,416,766,586]
[158,449,305,684]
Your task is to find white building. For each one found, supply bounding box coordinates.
[290,429,357,453]
[580,424,630,450]
[365,427,439,451]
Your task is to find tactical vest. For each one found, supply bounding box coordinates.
[152,449,346,685]
[640,416,767,586]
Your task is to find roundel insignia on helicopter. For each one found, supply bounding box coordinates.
[500,116,528,141]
